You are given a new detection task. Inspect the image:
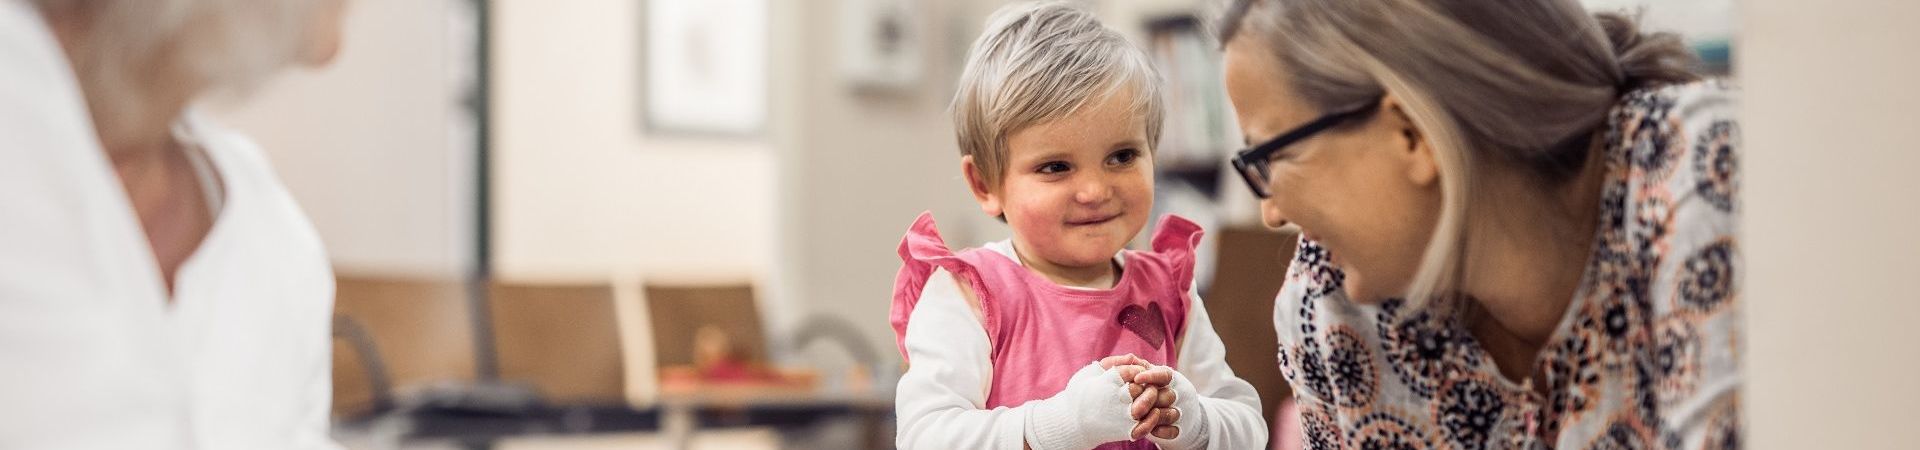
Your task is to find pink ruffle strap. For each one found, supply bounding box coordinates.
[1149,214,1206,294]
[890,211,994,363]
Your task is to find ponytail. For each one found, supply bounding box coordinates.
[1595,11,1704,91]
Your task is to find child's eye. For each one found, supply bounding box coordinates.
[1036,161,1071,174]
[1106,148,1142,167]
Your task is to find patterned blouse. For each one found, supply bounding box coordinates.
[1274,80,1741,450]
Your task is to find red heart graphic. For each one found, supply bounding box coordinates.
[1117,302,1168,350]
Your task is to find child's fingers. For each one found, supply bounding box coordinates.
[1127,382,1145,399]
[1114,365,1147,384]
[1130,385,1158,419]
[1132,407,1165,440]
[1132,366,1175,386]
[1155,385,1177,408]
[1099,354,1150,370]
[1151,424,1180,440]
[1159,406,1181,424]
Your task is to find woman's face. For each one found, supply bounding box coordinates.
[298,0,350,68]
[1221,36,1444,304]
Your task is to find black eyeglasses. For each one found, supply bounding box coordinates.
[1231,98,1383,198]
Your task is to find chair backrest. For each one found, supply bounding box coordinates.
[331,274,478,417]
[642,282,766,368]
[1203,226,1299,422]
[489,282,627,403]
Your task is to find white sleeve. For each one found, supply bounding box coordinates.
[1174,288,1269,449]
[299,328,345,448]
[296,345,344,450]
[895,268,1030,450]
[298,286,344,450]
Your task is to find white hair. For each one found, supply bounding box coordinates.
[33,0,327,131]
[952,0,1165,188]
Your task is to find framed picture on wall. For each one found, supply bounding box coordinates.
[837,0,923,94]
[642,0,768,136]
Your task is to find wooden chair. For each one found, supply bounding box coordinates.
[489,282,628,404]
[641,282,768,370]
[331,274,478,418]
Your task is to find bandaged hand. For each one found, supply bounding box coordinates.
[1099,355,1207,448]
[1024,362,1138,450]
[1135,365,1208,449]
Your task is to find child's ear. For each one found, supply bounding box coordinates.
[961,155,1004,217]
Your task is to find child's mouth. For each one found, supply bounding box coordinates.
[1066,213,1120,227]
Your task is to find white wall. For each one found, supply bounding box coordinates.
[214,0,780,307]
[212,0,475,279]
[485,0,995,389]
[489,0,775,284]
[490,0,789,404]
[770,0,1003,372]
[1742,0,1920,447]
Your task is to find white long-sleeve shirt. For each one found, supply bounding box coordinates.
[0,1,340,447]
[896,240,1266,449]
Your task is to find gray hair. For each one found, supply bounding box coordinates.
[1215,0,1701,308]
[33,0,327,132]
[952,0,1165,189]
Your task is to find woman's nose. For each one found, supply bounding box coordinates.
[1260,196,1291,230]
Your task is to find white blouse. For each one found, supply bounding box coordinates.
[0,1,340,448]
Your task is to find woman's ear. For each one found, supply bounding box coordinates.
[1381,95,1440,188]
[961,155,1004,217]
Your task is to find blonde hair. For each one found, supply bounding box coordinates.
[952,1,1165,189]
[32,0,327,134]
[1216,0,1700,310]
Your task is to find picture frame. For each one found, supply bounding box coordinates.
[837,0,923,94]
[641,0,769,136]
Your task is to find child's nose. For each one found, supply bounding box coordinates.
[1073,176,1114,205]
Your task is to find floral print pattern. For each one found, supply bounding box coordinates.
[1273,81,1742,449]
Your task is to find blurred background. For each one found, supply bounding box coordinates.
[203,0,1914,448]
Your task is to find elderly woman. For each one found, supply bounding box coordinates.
[1215,0,1741,448]
[0,0,348,447]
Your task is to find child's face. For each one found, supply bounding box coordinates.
[973,92,1156,271]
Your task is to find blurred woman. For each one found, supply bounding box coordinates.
[1215,0,1741,447]
[0,0,349,447]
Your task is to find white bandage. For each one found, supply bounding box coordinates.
[1023,362,1139,450]
[1146,369,1209,450]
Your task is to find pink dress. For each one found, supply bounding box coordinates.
[891,212,1203,450]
